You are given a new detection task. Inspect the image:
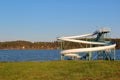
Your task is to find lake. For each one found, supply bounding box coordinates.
[0,50,120,62]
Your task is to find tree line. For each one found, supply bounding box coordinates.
[0,39,120,50]
[0,41,59,50]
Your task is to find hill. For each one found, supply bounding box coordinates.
[0,39,120,49]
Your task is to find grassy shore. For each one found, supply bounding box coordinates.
[0,61,120,80]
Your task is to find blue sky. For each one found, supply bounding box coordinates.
[0,0,120,42]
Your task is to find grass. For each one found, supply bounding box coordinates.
[0,60,120,80]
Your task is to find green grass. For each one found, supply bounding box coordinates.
[0,61,120,80]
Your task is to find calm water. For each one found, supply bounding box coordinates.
[0,50,120,62]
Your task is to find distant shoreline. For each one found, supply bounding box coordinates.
[0,48,59,50]
[0,38,120,49]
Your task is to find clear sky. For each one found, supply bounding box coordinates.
[0,0,120,42]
